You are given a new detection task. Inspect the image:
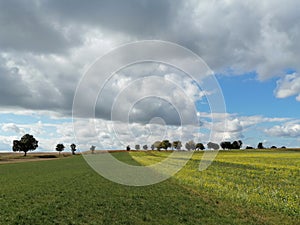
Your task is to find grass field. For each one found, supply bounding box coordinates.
[0,150,299,224]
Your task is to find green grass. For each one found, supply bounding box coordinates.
[131,150,300,225]
[0,150,299,224]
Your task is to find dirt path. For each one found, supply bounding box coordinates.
[0,157,61,164]
[0,152,72,164]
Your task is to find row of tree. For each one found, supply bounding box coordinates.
[127,140,240,151]
[55,143,77,155]
[127,140,287,151]
[11,134,287,156]
[12,134,77,156]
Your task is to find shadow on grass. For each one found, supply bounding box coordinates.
[37,155,58,158]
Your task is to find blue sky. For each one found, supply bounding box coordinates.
[218,73,297,117]
[0,0,300,152]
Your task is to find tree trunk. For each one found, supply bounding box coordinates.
[24,151,27,157]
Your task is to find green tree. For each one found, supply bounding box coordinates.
[160,140,171,150]
[90,145,96,154]
[153,141,162,151]
[232,140,243,149]
[172,141,182,150]
[196,143,205,150]
[185,140,196,151]
[12,134,38,156]
[207,142,219,150]
[70,143,76,155]
[56,144,65,155]
[257,142,264,149]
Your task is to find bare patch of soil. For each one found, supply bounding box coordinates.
[0,152,72,164]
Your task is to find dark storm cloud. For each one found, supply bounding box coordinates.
[0,0,81,54]
[42,0,182,37]
[0,64,30,105]
[0,55,75,112]
[1,0,300,117]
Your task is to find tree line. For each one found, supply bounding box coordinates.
[11,133,287,156]
[127,140,286,151]
[12,133,77,156]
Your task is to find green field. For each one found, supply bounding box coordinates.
[0,150,299,225]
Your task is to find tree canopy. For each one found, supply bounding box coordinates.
[56,144,65,155]
[70,143,76,155]
[207,142,219,150]
[90,145,96,154]
[185,140,196,151]
[160,140,171,150]
[257,142,265,149]
[196,143,205,150]
[172,141,182,150]
[12,134,38,156]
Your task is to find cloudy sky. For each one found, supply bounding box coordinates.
[1,0,300,152]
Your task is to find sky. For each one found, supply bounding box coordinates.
[0,0,300,152]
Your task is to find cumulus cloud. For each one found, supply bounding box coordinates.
[0,0,81,54]
[42,0,181,38]
[0,0,299,116]
[201,113,291,142]
[265,120,300,138]
[81,62,207,125]
[0,0,300,150]
[169,0,300,80]
[0,111,297,151]
[274,73,300,101]
[2,123,23,134]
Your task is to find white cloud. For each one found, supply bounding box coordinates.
[274,73,300,101]
[265,120,300,138]
[175,0,300,80]
[0,0,299,115]
[2,123,23,134]
[89,63,204,125]
[0,135,19,150]
[201,114,291,142]
[0,111,298,151]
[0,0,300,150]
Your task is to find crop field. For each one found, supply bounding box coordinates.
[0,150,299,225]
[131,150,300,224]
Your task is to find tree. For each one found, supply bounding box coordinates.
[70,143,76,155]
[220,140,242,150]
[220,141,231,150]
[151,144,155,150]
[232,140,243,149]
[135,144,140,150]
[90,145,96,154]
[196,143,205,150]
[160,140,171,150]
[153,141,162,151]
[143,145,148,150]
[12,134,38,156]
[238,140,243,149]
[56,144,65,155]
[271,146,277,149]
[207,142,219,150]
[126,145,131,151]
[172,141,182,150]
[185,140,196,151]
[257,142,264,149]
